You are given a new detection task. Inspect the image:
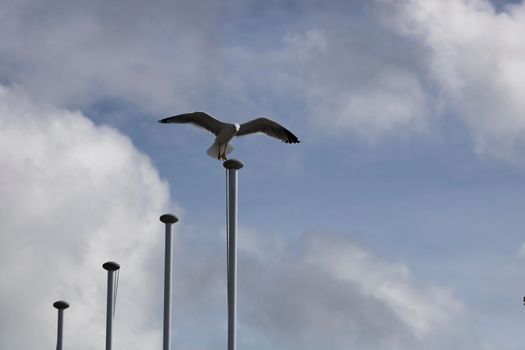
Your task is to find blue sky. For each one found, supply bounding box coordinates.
[1,0,525,349]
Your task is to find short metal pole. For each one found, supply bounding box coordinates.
[103,261,120,350]
[223,159,244,350]
[160,213,179,350]
[53,300,69,350]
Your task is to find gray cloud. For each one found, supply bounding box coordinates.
[0,0,226,112]
[0,0,432,139]
[233,228,470,350]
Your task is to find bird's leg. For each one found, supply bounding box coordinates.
[218,143,228,161]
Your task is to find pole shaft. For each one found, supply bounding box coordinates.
[227,168,238,350]
[163,223,173,350]
[56,309,64,350]
[106,270,115,350]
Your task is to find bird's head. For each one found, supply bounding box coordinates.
[233,123,240,132]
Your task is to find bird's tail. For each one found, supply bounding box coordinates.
[207,141,234,159]
[207,142,220,158]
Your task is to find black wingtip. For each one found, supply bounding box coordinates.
[282,128,300,144]
[158,118,168,123]
[288,134,300,144]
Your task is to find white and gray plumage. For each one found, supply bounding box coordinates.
[159,111,300,160]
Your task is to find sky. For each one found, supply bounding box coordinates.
[1,0,525,349]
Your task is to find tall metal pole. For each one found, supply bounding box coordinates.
[103,261,120,350]
[223,159,244,350]
[160,213,179,350]
[53,300,69,350]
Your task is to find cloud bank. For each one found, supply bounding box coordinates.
[235,229,470,350]
[0,85,170,349]
[0,0,432,140]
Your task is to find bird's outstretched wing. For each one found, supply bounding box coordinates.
[158,112,225,136]
[237,117,300,144]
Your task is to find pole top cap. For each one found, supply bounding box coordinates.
[53,300,70,310]
[223,159,244,170]
[103,261,121,271]
[160,213,179,224]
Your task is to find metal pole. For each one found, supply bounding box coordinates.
[53,300,69,350]
[160,213,179,350]
[223,159,244,350]
[103,261,120,350]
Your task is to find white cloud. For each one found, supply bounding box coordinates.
[378,0,525,160]
[309,69,429,138]
[304,235,461,338]
[0,85,171,349]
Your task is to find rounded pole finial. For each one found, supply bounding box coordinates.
[53,300,70,310]
[223,159,244,170]
[102,261,121,271]
[160,213,179,224]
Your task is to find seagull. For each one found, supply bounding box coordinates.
[158,111,300,160]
